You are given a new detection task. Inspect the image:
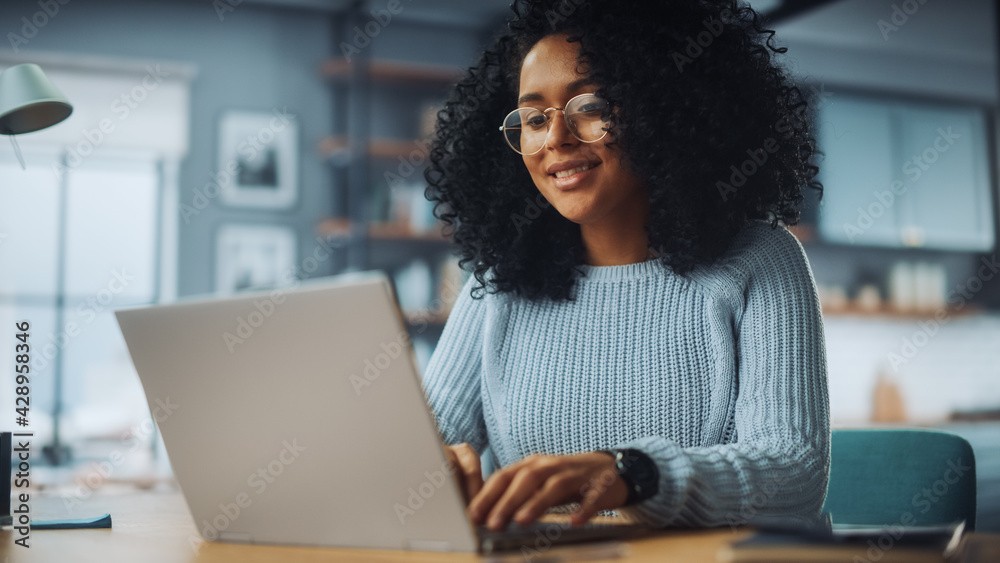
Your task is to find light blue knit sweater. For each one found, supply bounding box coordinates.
[421,221,830,528]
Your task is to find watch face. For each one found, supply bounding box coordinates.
[615,449,659,504]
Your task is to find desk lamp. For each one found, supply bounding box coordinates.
[0,63,73,168]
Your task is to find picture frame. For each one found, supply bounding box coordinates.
[214,223,297,294]
[217,110,298,209]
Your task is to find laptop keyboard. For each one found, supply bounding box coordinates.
[477,520,648,553]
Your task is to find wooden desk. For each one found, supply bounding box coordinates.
[0,491,748,562]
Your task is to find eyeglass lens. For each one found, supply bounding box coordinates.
[502,94,609,155]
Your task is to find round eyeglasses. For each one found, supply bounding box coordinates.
[498,93,610,156]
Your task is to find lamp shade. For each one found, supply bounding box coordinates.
[0,63,73,135]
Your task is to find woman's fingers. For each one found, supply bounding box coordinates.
[571,466,625,525]
[481,458,559,529]
[468,464,516,524]
[512,472,580,525]
[443,444,483,504]
[450,443,484,502]
[442,447,465,500]
[469,452,628,530]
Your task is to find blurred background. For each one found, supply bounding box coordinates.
[0,0,997,531]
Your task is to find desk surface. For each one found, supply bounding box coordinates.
[0,491,749,562]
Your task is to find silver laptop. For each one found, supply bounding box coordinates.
[115,271,645,553]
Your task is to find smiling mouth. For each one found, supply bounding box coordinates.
[552,162,598,178]
[550,162,600,191]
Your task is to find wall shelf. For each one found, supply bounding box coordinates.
[322,58,463,86]
[320,8,478,347]
[318,136,429,164]
[821,304,981,319]
[317,218,448,243]
[404,309,450,328]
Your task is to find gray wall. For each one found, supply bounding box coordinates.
[774,0,996,102]
[0,0,495,297]
[1,0,335,297]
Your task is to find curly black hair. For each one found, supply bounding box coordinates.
[424,0,822,301]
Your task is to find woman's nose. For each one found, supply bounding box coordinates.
[544,111,578,149]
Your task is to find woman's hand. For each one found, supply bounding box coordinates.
[468,451,629,530]
[443,443,484,504]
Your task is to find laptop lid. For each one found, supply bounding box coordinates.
[115,272,478,551]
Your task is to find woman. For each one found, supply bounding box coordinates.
[421,0,829,532]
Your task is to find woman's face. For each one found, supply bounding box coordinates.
[517,34,647,227]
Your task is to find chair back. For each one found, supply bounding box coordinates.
[823,429,977,529]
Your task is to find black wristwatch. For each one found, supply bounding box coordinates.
[599,448,660,506]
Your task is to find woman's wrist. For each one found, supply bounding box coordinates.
[597,448,660,505]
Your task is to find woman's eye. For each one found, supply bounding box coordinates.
[578,103,604,114]
[525,115,547,128]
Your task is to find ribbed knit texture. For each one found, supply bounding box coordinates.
[421,221,830,528]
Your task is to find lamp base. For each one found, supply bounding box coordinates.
[42,443,72,466]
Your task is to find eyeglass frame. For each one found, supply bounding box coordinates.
[497,92,612,156]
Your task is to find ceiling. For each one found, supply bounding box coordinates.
[237,0,791,27]
[237,0,512,26]
[231,0,996,68]
[773,0,995,66]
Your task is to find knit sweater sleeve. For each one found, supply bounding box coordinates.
[420,274,489,453]
[615,225,830,528]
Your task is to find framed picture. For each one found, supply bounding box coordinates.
[217,110,298,209]
[215,224,297,294]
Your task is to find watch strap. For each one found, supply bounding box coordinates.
[599,448,660,506]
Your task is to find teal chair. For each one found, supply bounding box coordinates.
[823,429,977,530]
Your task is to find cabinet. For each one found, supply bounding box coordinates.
[816,92,995,251]
[318,34,468,359]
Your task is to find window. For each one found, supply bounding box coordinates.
[0,148,168,467]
